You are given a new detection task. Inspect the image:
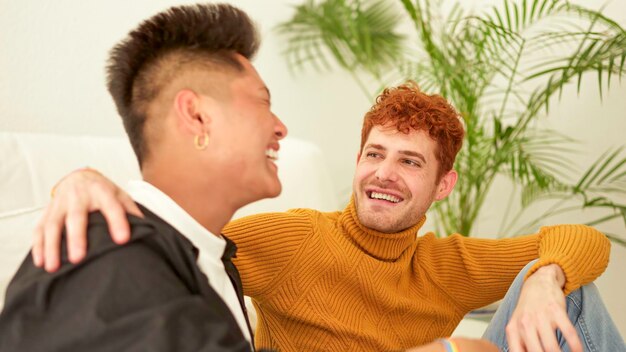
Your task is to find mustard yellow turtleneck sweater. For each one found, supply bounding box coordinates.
[224,198,610,352]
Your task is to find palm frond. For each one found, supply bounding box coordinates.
[277,0,405,79]
[575,147,626,193]
[498,129,575,188]
[506,148,626,234]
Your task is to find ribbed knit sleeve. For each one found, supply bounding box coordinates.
[418,233,540,312]
[419,224,610,311]
[525,224,611,295]
[223,210,314,298]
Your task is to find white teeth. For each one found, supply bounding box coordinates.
[265,149,278,161]
[370,192,401,203]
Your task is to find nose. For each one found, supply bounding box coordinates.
[374,158,398,183]
[274,114,288,140]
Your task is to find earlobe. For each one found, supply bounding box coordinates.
[435,169,458,201]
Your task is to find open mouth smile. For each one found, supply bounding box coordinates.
[265,148,278,161]
[367,191,403,203]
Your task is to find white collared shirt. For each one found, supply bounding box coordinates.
[127,180,251,343]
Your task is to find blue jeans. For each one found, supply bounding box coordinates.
[483,261,625,351]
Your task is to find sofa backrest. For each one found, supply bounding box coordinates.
[0,132,339,307]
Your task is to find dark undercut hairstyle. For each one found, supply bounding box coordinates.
[106,3,259,166]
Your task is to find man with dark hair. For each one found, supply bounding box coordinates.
[107,3,260,166]
[0,3,286,351]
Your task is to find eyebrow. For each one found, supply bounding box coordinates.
[365,143,427,164]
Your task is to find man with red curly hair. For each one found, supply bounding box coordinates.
[354,82,465,235]
[29,82,623,351]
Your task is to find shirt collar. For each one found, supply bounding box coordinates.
[126,180,227,261]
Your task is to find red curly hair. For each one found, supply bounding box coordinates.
[360,82,465,180]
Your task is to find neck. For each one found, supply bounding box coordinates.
[339,196,425,261]
[142,162,238,236]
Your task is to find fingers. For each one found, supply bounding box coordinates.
[32,231,44,267]
[85,175,135,244]
[34,202,65,272]
[43,215,64,272]
[98,188,136,244]
[506,322,526,352]
[43,178,90,271]
[120,192,143,218]
[521,328,542,352]
[63,183,132,261]
[507,315,547,352]
[32,204,53,267]
[65,207,88,264]
[100,200,131,245]
[554,310,583,352]
[508,314,564,352]
[536,319,561,352]
[507,305,582,352]
[31,168,137,271]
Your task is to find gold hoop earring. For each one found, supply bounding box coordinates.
[194,132,209,150]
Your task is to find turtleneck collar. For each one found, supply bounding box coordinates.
[338,196,426,261]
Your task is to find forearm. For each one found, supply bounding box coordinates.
[425,233,543,310]
[446,224,610,302]
[406,338,498,352]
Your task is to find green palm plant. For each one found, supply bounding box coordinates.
[277,0,626,244]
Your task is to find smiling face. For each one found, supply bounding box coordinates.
[352,125,457,233]
[207,55,288,208]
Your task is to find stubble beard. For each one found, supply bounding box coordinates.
[355,197,418,234]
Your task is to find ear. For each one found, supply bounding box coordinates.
[434,169,457,201]
[173,89,211,135]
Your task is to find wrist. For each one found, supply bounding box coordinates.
[532,264,566,288]
[438,338,459,352]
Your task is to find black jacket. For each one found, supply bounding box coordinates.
[0,206,253,352]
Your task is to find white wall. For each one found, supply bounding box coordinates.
[1,0,625,338]
[0,0,368,199]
